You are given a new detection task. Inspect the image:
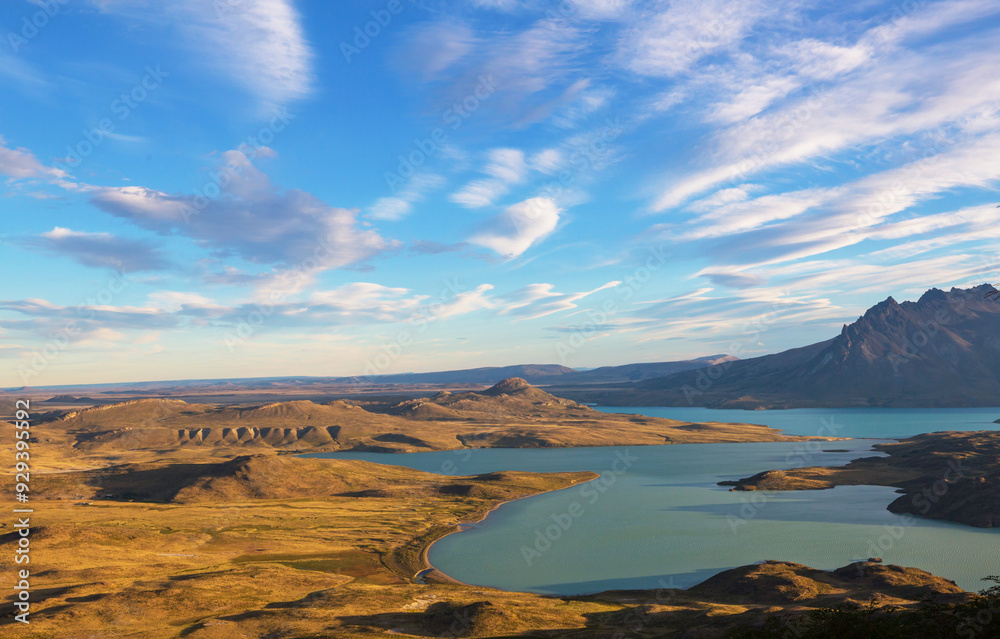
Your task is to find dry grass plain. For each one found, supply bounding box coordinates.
[0,380,970,637]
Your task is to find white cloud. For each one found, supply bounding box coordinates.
[0,136,63,179]
[431,284,496,319]
[706,75,800,124]
[699,271,766,289]
[468,197,561,257]
[619,0,775,77]
[0,280,502,344]
[146,291,219,310]
[467,0,631,20]
[193,0,315,105]
[776,39,872,81]
[652,23,1000,211]
[673,189,828,241]
[88,148,394,292]
[625,286,840,343]
[569,0,632,20]
[94,0,313,107]
[369,173,445,220]
[529,148,564,174]
[498,281,619,320]
[687,185,756,211]
[310,282,424,318]
[450,148,529,208]
[399,21,477,80]
[401,17,589,127]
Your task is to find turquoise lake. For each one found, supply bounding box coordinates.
[305,407,1000,595]
[592,406,1000,439]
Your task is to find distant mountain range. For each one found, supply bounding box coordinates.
[359,355,737,386]
[11,356,737,394]
[561,284,1000,408]
[10,286,1000,409]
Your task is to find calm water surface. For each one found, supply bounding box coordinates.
[304,407,1000,594]
[593,406,1000,439]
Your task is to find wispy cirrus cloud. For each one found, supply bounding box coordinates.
[652,17,1000,211]
[674,130,1000,269]
[498,280,619,320]
[369,173,446,221]
[17,227,171,273]
[618,0,783,78]
[450,148,529,208]
[91,0,314,108]
[398,16,594,127]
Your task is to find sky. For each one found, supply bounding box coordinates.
[2,0,1000,387]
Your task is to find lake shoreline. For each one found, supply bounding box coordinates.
[389,439,888,593]
[414,471,602,587]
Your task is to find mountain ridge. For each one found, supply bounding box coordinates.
[565,284,1000,408]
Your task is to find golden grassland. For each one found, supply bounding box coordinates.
[20,379,840,470]
[0,382,972,637]
[3,450,971,639]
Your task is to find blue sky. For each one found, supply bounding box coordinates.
[2,0,1000,387]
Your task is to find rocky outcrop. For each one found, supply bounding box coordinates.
[724,430,1000,528]
[575,285,1000,408]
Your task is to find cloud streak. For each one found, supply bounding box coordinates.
[18,228,171,273]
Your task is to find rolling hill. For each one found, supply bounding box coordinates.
[24,379,830,470]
